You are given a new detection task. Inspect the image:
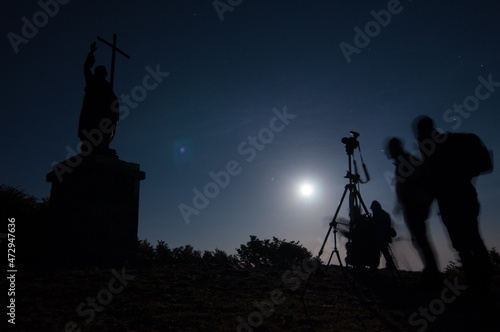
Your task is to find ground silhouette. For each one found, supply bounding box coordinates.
[8,261,500,331]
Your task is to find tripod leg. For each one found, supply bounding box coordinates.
[353,187,371,216]
[327,249,336,266]
[317,186,349,259]
[335,249,343,268]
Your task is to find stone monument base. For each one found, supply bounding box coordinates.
[46,152,145,269]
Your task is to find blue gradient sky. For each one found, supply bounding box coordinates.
[2,0,499,270]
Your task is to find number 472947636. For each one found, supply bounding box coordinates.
[7,218,16,268]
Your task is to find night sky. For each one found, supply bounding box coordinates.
[2,0,499,271]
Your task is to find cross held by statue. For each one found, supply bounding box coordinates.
[97,33,130,89]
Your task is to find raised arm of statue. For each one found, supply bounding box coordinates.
[83,42,97,85]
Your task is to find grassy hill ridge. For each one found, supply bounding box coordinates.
[5,264,500,331]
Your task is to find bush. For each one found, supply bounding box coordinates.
[444,247,500,276]
[489,247,500,274]
[137,240,202,265]
[135,235,313,268]
[202,248,238,266]
[1,184,49,270]
[237,235,312,267]
[172,245,202,264]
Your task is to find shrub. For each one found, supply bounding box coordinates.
[1,184,49,270]
[489,247,500,273]
[444,247,500,276]
[237,235,312,267]
[202,248,238,266]
[172,244,202,264]
[135,235,314,268]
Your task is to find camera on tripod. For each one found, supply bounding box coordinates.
[317,130,375,271]
[341,131,360,155]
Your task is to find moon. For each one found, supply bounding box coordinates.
[299,183,314,197]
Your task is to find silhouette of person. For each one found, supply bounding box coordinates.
[386,137,439,284]
[370,201,396,269]
[414,116,492,290]
[78,42,119,153]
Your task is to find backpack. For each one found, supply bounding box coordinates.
[451,133,493,178]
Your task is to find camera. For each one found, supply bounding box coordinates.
[341,131,360,155]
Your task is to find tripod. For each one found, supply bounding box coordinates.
[317,133,371,276]
[300,132,370,309]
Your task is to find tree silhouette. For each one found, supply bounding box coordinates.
[202,248,238,266]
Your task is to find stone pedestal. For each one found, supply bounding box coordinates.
[46,154,145,269]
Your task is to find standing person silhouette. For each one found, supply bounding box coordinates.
[414,116,493,290]
[386,137,440,286]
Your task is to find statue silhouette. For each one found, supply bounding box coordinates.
[414,116,493,291]
[386,137,439,286]
[78,42,119,154]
